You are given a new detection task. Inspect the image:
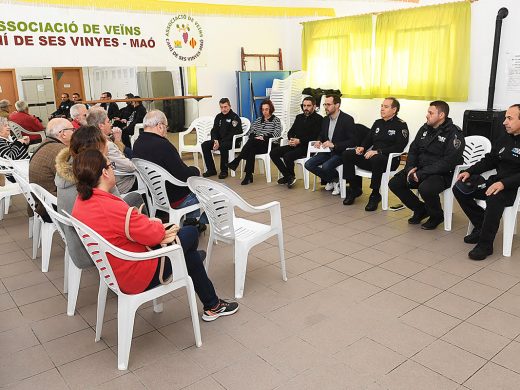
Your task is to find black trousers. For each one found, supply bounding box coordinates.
[201,140,232,173]
[389,170,450,220]
[269,145,307,178]
[233,138,269,175]
[342,150,400,193]
[145,225,218,310]
[453,177,517,248]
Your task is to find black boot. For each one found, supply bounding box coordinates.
[468,243,493,261]
[227,160,240,171]
[365,193,382,212]
[241,174,253,185]
[408,207,428,224]
[464,228,481,244]
[342,187,362,205]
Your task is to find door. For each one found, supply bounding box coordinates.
[52,67,85,106]
[0,69,19,113]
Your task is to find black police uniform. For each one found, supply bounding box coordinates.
[454,132,520,251]
[201,110,242,174]
[389,118,464,223]
[343,115,408,195]
[270,111,322,179]
[50,99,73,119]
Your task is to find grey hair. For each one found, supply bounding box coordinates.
[70,104,87,119]
[15,100,28,112]
[46,118,71,137]
[86,107,108,128]
[143,110,168,129]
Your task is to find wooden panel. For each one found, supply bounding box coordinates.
[0,69,19,113]
[52,67,85,106]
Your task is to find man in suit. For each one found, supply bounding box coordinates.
[389,101,464,230]
[270,96,322,188]
[99,91,120,120]
[304,94,356,195]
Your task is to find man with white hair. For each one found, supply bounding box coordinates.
[8,100,45,143]
[28,118,73,220]
[133,110,206,232]
[70,103,88,129]
[86,107,136,193]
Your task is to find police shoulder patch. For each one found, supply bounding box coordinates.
[402,129,408,138]
[232,120,238,127]
[453,138,461,149]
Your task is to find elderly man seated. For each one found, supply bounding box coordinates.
[8,100,45,144]
[70,104,88,129]
[28,118,73,221]
[133,110,207,232]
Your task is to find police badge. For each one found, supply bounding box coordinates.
[453,138,461,149]
[402,129,408,138]
[375,128,380,134]
[232,120,238,127]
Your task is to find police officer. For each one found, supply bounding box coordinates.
[388,100,464,230]
[202,97,242,179]
[50,93,73,119]
[342,97,408,211]
[453,104,520,260]
[270,96,322,188]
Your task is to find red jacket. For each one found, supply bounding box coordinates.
[8,111,45,142]
[72,188,165,294]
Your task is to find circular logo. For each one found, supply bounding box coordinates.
[165,15,204,62]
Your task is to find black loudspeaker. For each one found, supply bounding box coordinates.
[162,100,186,133]
[462,109,505,141]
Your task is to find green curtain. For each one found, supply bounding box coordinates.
[373,2,470,101]
[302,15,373,98]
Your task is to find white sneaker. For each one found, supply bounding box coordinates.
[324,182,334,191]
[332,182,340,196]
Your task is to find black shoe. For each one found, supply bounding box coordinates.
[464,228,481,244]
[287,176,297,189]
[241,175,253,185]
[198,250,207,263]
[202,299,239,322]
[408,208,428,224]
[468,244,493,261]
[197,222,207,234]
[365,194,381,212]
[342,188,362,205]
[202,170,217,178]
[218,171,228,179]
[227,161,239,171]
[277,176,289,185]
[183,218,198,226]
[421,217,444,230]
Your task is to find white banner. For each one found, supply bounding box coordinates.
[0,4,206,67]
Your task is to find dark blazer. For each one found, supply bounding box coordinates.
[101,102,120,120]
[318,111,356,154]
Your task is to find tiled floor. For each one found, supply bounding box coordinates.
[2,153,520,389]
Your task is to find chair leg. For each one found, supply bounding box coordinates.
[340,179,347,199]
[152,298,163,313]
[117,299,137,370]
[265,159,271,182]
[381,175,389,211]
[443,191,453,231]
[67,260,82,316]
[234,243,250,299]
[204,232,215,272]
[502,209,515,257]
[95,281,109,342]
[28,216,33,239]
[185,276,202,347]
[277,232,287,282]
[32,218,42,259]
[229,150,236,177]
[0,197,4,220]
[40,224,56,272]
[63,249,69,293]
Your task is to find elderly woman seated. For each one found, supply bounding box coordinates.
[0,117,30,184]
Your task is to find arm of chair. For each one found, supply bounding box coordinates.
[266,137,282,154]
[231,133,244,151]
[450,164,472,187]
[178,126,194,150]
[385,151,407,173]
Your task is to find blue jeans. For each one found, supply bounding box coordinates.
[304,153,343,184]
[177,192,208,224]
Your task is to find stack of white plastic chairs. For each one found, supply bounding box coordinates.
[269,71,306,132]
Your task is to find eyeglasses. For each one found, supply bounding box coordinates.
[323,103,335,107]
[60,127,75,133]
[105,161,116,170]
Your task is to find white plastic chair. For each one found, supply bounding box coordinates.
[443,136,492,231]
[0,157,23,220]
[187,177,287,298]
[178,116,214,168]
[11,169,57,271]
[130,123,143,147]
[30,184,82,316]
[8,120,46,143]
[240,122,287,183]
[66,212,202,370]
[131,158,201,225]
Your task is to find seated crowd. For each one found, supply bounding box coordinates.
[2,90,520,333]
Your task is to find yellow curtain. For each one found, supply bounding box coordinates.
[302,15,373,98]
[187,66,198,95]
[373,2,470,101]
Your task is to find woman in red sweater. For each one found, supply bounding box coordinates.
[71,149,238,322]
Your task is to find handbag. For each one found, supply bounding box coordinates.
[124,206,177,285]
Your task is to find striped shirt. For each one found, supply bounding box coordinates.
[0,137,30,160]
[248,115,282,139]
